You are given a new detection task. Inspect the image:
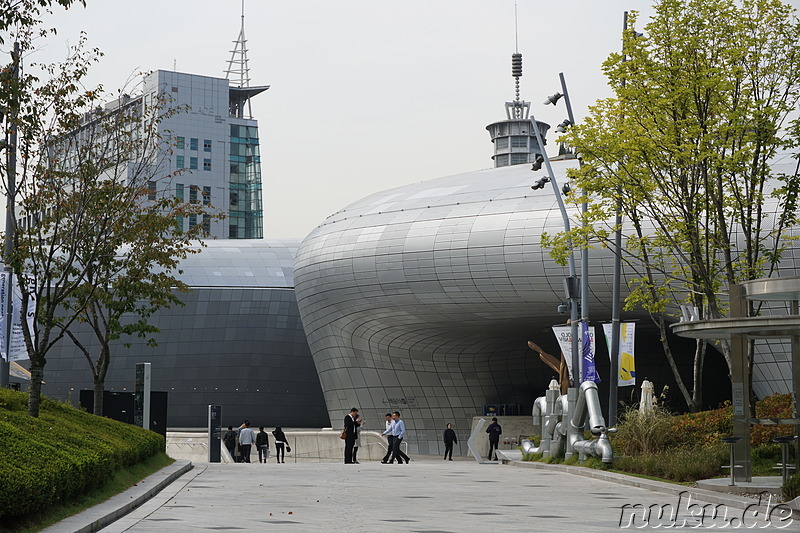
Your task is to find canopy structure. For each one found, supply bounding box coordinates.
[673,277,800,482]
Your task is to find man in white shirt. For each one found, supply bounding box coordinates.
[238,420,257,463]
[380,413,395,464]
[381,411,410,464]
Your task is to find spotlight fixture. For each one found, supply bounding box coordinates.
[543,92,564,106]
[555,119,572,133]
[531,154,544,171]
[531,176,551,190]
[562,183,571,195]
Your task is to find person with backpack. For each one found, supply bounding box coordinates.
[223,426,237,462]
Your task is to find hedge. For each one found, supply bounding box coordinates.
[0,388,163,520]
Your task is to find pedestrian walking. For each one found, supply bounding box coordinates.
[380,413,394,464]
[381,411,410,464]
[486,417,502,461]
[256,426,270,463]
[223,425,237,462]
[238,420,256,463]
[273,426,287,463]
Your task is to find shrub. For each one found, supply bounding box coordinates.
[783,473,800,501]
[0,388,164,520]
[613,445,728,482]
[614,406,674,455]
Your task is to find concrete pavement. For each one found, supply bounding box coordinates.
[46,455,790,532]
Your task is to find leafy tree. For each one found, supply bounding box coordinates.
[63,179,212,417]
[554,0,800,411]
[1,7,216,416]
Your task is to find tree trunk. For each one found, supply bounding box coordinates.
[27,357,44,417]
[690,340,706,412]
[655,313,694,410]
[93,378,104,416]
[94,342,110,416]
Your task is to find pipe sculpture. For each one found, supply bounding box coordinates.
[521,381,615,463]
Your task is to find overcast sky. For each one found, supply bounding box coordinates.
[25,0,798,239]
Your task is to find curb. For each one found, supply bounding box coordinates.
[40,460,194,533]
[507,460,800,520]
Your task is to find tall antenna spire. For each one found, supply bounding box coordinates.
[225,0,251,89]
[511,2,523,114]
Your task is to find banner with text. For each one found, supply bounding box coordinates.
[602,322,636,387]
[0,272,34,362]
[552,325,598,382]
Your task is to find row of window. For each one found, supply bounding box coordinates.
[176,156,212,171]
[176,137,212,152]
[175,184,212,205]
[495,153,531,167]
[494,136,531,150]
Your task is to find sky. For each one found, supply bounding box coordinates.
[18,0,786,239]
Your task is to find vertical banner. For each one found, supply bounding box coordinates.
[582,321,600,383]
[602,322,637,386]
[552,325,597,383]
[0,272,33,362]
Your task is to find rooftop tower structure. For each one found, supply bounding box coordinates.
[141,0,269,239]
[485,16,549,168]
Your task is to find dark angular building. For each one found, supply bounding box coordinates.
[40,240,329,429]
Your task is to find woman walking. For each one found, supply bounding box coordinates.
[272,426,287,463]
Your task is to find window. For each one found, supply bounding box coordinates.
[202,214,210,233]
[190,138,198,151]
[176,155,184,169]
[495,137,509,150]
[511,136,527,148]
[510,153,528,165]
[230,191,239,207]
[147,181,157,201]
[229,224,238,238]
[203,140,212,152]
[189,185,199,204]
[495,154,509,167]
[176,136,185,149]
[175,184,184,231]
[190,157,198,170]
[203,186,211,205]
[203,158,211,171]
[189,214,197,228]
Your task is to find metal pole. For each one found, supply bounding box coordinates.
[1,42,19,389]
[608,12,629,427]
[530,113,580,383]
[558,73,587,383]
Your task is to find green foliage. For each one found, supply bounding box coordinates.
[0,388,163,520]
[554,0,800,410]
[524,394,793,483]
[614,406,675,455]
[613,446,728,482]
[783,473,800,501]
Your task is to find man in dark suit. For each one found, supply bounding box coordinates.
[343,407,360,464]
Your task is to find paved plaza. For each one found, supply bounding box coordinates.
[54,457,793,532]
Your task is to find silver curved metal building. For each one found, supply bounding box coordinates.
[294,157,798,454]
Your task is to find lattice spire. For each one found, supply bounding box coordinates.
[225,0,250,88]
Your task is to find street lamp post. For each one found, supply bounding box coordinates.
[529,113,580,385]
[542,73,590,383]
